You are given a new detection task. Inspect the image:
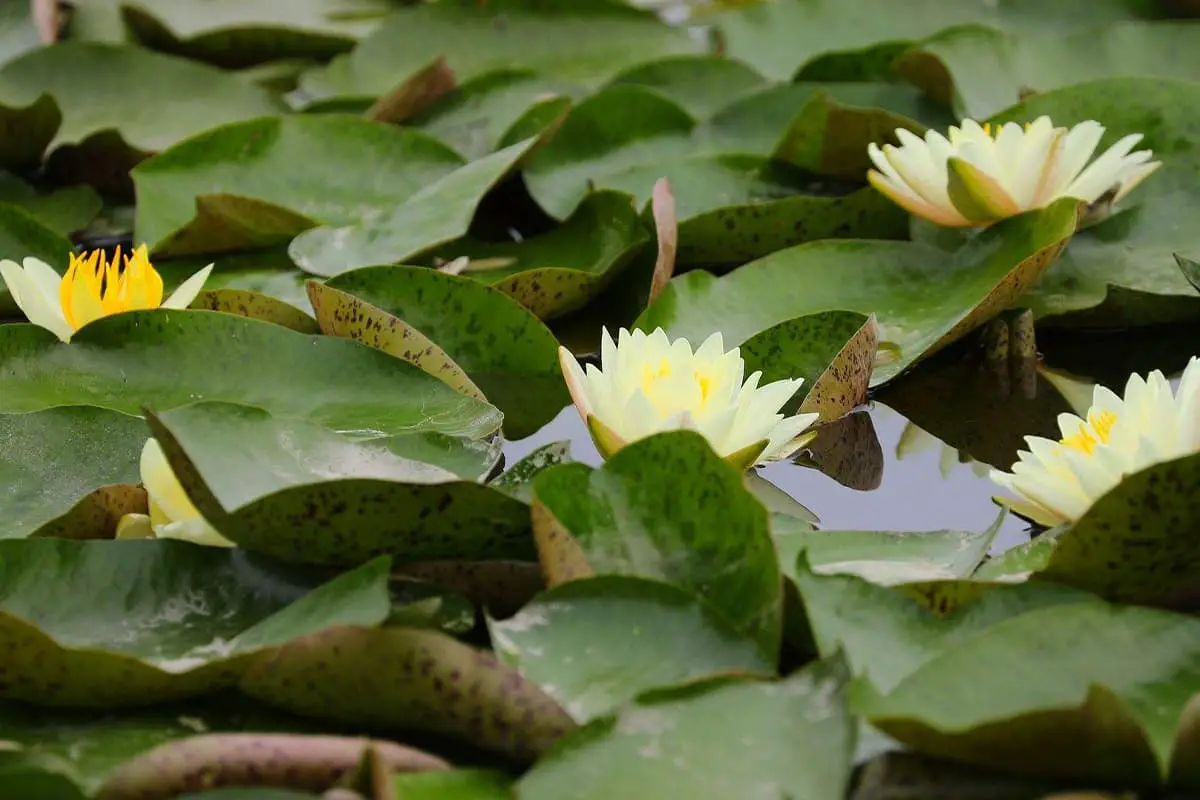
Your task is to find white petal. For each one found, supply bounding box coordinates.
[1044,120,1104,195]
[1062,133,1146,203]
[0,259,75,342]
[161,264,214,309]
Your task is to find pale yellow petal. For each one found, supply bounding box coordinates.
[161,264,213,309]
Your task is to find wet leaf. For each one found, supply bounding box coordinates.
[189,289,319,333]
[148,402,531,567]
[432,190,650,321]
[0,406,145,540]
[0,176,101,236]
[0,204,72,316]
[0,310,502,440]
[323,265,569,439]
[489,576,773,723]
[607,55,768,120]
[517,656,854,800]
[298,0,699,103]
[491,441,573,504]
[391,769,511,799]
[395,560,543,621]
[133,115,465,257]
[1034,453,1200,608]
[638,199,1078,386]
[0,540,391,706]
[739,311,876,422]
[290,137,540,277]
[531,431,782,662]
[238,625,576,762]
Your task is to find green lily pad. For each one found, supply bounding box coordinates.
[322,265,569,440]
[118,0,396,68]
[739,310,877,422]
[0,539,391,706]
[607,55,769,120]
[0,42,282,176]
[1177,254,1200,293]
[238,625,576,762]
[491,441,573,505]
[531,431,782,662]
[0,406,146,540]
[0,177,101,237]
[297,0,700,103]
[147,402,532,567]
[714,0,1157,81]
[0,310,502,440]
[429,189,651,321]
[412,70,581,161]
[896,22,1200,120]
[392,769,511,799]
[0,204,72,316]
[637,198,1079,385]
[516,656,854,800]
[188,288,318,334]
[153,248,315,315]
[1032,452,1200,608]
[289,137,540,277]
[986,78,1200,327]
[132,115,465,257]
[489,575,774,723]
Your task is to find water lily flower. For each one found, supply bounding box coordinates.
[558,327,820,469]
[116,438,235,547]
[990,356,1199,527]
[0,246,212,342]
[867,117,1161,227]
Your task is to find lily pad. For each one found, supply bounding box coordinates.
[0,42,282,176]
[0,310,502,440]
[637,199,1079,385]
[491,441,573,505]
[391,770,511,799]
[0,540,392,706]
[0,406,146,540]
[739,310,877,422]
[118,0,396,68]
[896,22,1200,120]
[429,190,651,321]
[238,625,576,762]
[489,575,774,723]
[516,656,854,800]
[531,431,782,662]
[0,176,101,236]
[289,136,541,277]
[132,115,465,257]
[147,402,533,567]
[297,0,700,103]
[986,78,1200,327]
[188,288,319,334]
[322,265,569,439]
[0,204,72,316]
[606,55,769,120]
[1033,452,1200,609]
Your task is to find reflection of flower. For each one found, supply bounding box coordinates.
[0,246,212,342]
[558,328,818,469]
[990,357,1199,526]
[117,439,235,547]
[868,117,1160,228]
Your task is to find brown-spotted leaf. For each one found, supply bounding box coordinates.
[395,560,544,619]
[191,289,320,334]
[793,410,883,491]
[238,626,576,762]
[33,484,147,541]
[531,498,595,588]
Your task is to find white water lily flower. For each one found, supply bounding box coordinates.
[0,245,213,342]
[867,117,1161,227]
[990,356,1200,527]
[116,439,235,547]
[559,327,820,469]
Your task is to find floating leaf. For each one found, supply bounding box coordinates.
[322,266,569,439]
[391,769,511,799]
[0,311,502,440]
[0,406,145,540]
[133,115,465,257]
[238,625,575,762]
[0,204,72,316]
[0,540,391,706]
[290,137,540,277]
[607,55,769,120]
[189,288,319,333]
[489,576,773,723]
[298,0,699,103]
[491,441,573,505]
[432,190,650,321]
[0,176,100,236]
[531,431,782,662]
[148,402,532,567]
[517,656,854,800]
[638,199,1078,385]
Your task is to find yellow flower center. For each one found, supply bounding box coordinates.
[59,245,164,331]
[1060,409,1118,456]
[641,358,672,392]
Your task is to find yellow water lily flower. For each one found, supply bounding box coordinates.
[559,327,820,469]
[116,438,235,547]
[867,117,1161,227]
[0,246,213,342]
[990,356,1199,527]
